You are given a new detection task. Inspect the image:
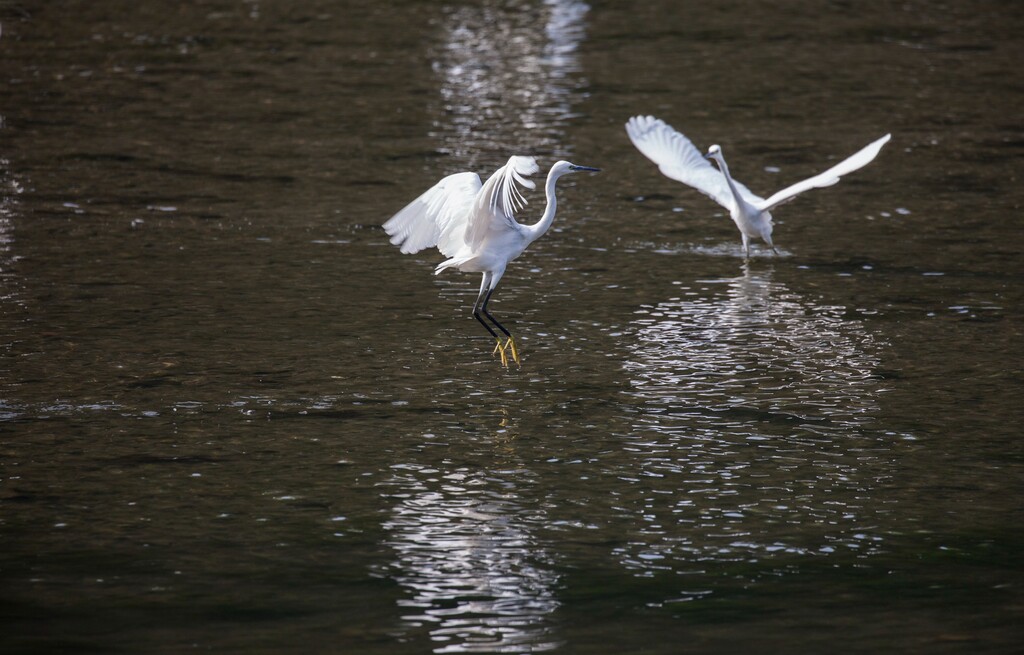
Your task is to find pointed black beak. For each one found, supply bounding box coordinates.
[570,165,601,172]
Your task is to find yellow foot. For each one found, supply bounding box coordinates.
[493,337,508,367]
[505,337,520,367]
[492,336,521,368]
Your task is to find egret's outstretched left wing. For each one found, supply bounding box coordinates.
[465,155,539,250]
[383,171,481,257]
[626,115,762,209]
[757,134,891,212]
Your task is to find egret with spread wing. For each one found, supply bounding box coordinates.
[384,156,599,367]
[625,115,890,258]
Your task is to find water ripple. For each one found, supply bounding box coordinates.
[429,0,590,162]
[380,464,560,653]
[617,264,894,574]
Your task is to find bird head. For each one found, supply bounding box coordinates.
[704,145,725,171]
[551,160,601,178]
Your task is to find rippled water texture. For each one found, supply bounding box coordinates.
[1,1,1022,653]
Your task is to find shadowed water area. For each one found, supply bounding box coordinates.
[1,1,1022,653]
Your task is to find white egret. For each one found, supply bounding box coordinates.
[625,115,891,257]
[383,156,600,367]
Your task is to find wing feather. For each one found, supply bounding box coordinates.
[383,171,481,257]
[757,134,891,211]
[465,155,539,250]
[626,115,762,208]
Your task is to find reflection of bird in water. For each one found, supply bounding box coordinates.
[626,115,891,258]
[618,265,891,570]
[495,408,520,455]
[498,407,512,431]
[626,263,882,424]
[384,157,599,367]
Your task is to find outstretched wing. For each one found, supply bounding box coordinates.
[383,171,481,257]
[625,115,762,209]
[757,134,891,212]
[465,155,539,250]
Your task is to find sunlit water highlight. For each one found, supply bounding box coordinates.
[618,265,894,576]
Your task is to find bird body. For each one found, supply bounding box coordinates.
[626,115,890,257]
[384,156,599,366]
[703,147,776,250]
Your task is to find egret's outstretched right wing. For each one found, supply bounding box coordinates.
[626,115,762,208]
[465,155,539,250]
[757,133,891,212]
[383,171,481,257]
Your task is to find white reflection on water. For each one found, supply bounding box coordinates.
[628,264,883,422]
[380,459,560,653]
[380,5,580,648]
[618,264,892,577]
[0,155,24,305]
[430,0,590,162]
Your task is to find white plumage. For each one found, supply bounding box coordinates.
[626,115,761,209]
[384,156,599,367]
[626,115,891,257]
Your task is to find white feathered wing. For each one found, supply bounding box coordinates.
[382,155,539,267]
[383,171,481,257]
[625,115,763,209]
[757,133,892,211]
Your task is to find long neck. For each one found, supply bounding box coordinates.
[522,168,562,244]
[716,156,749,210]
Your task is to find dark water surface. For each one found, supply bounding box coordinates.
[2,1,1022,653]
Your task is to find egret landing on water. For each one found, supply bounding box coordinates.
[383,156,599,368]
[626,115,891,258]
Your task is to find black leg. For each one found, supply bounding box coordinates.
[473,309,499,338]
[472,274,499,338]
[480,287,512,338]
[471,273,519,367]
